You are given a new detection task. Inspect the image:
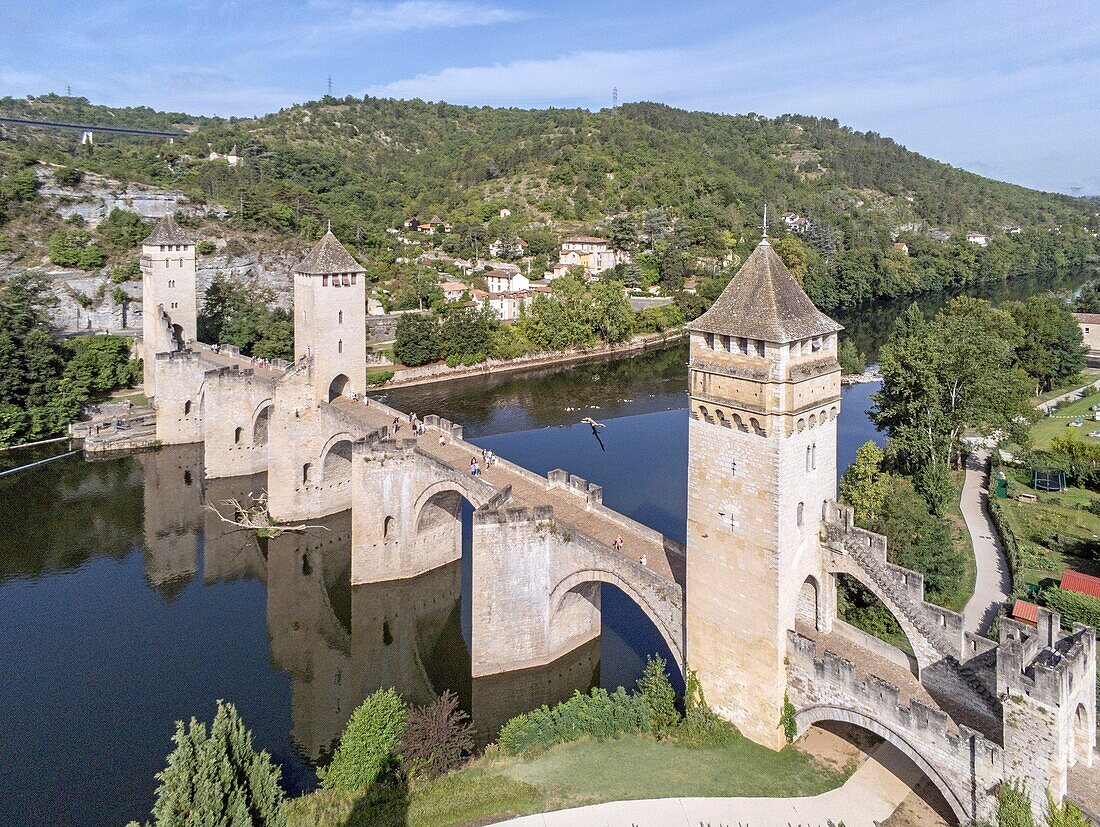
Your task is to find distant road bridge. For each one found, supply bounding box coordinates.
[0,116,185,144]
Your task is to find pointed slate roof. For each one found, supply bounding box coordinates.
[143,214,194,246]
[690,239,842,343]
[294,229,365,275]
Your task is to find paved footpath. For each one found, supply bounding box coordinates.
[961,449,1011,635]
[492,742,921,827]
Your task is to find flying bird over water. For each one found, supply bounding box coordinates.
[581,417,607,451]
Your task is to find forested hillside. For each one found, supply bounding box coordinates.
[2,93,1098,311]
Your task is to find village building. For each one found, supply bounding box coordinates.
[893,242,909,254]
[1073,313,1100,365]
[488,237,527,258]
[485,268,530,293]
[440,280,469,302]
[782,211,809,233]
[557,235,625,276]
[966,231,990,247]
[208,144,240,166]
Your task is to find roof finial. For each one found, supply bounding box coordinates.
[327,219,332,234]
[760,203,770,246]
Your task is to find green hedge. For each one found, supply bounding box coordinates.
[365,369,395,386]
[1038,586,1100,629]
[989,455,1026,592]
[497,687,651,755]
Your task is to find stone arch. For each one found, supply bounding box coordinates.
[716,409,730,428]
[252,402,272,446]
[794,706,969,824]
[797,575,821,630]
[830,568,928,674]
[383,515,396,540]
[171,323,185,350]
[320,437,354,483]
[796,417,806,433]
[732,412,748,432]
[411,479,492,531]
[1071,702,1094,766]
[749,417,765,436]
[830,405,838,420]
[328,373,350,402]
[809,413,817,428]
[233,426,243,445]
[549,568,683,670]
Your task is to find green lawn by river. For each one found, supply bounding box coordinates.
[284,732,853,827]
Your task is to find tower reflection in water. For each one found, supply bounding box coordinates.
[141,445,599,766]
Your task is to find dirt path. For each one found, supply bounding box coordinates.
[961,449,1011,634]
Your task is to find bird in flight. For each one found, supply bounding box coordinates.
[581,417,607,451]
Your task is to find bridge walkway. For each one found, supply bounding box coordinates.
[329,396,683,586]
[191,343,286,383]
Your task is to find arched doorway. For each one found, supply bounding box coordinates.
[1071,703,1094,766]
[797,575,821,630]
[321,439,353,485]
[253,404,271,447]
[171,323,185,350]
[328,374,350,402]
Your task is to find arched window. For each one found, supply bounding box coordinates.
[234,426,242,445]
[338,339,343,354]
[302,462,312,484]
[338,310,343,324]
[183,400,192,416]
[383,515,395,539]
[797,502,805,527]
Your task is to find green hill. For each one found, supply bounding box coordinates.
[2,94,1097,310]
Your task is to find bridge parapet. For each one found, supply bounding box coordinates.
[787,629,1001,823]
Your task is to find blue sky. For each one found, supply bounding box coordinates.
[2,0,1098,194]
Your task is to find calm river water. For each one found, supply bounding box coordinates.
[0,273,1079,826]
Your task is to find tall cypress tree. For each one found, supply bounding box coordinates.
[146,700,285,827]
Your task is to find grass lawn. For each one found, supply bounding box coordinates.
[998,467,1100,588]
[944,469,977,613]
[283,732,852,827]
[1030,393,1100,451]
[1032,370,1100,405]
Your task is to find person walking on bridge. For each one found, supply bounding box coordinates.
[613,535,623,553]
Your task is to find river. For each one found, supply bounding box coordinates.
[0,274,1077,826]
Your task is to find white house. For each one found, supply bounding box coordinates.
[440,281,469,302]
[500,208,512,218]
[488,237,527,258]
[966,232,990,247]
[558,236,622,276]
[485,269,530,293]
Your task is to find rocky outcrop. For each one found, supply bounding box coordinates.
[34,166,226,227]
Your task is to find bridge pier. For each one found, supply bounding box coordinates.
[201,368,273,479]
[470,505,600,677]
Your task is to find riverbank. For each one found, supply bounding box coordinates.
[378,329,686,390]
[284,729,857,827]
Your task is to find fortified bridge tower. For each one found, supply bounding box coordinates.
[140,214,197,400]
[686,234,843,748]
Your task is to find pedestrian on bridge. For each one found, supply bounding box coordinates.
[613,535,623,552]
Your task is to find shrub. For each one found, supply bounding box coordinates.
[146,700,285,827]
[1037,586,1100,628]
[997,782,1034,827]
[197,240,216,256]
[98,208,148,249]
[55,166,83,187]
[635,654,679,733]
[365,369,395,386]
[781,692,797,744]
[110,259,142,283]
[399,690,475,783]
[497,687,651,755]
[319,688,407,792]
[47,228,106,269]
[1045,790,1091,827]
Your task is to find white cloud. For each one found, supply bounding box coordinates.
[311,0,528,37]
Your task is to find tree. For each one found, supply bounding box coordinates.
[47,228,106,269]
[635,654,679,733]
[438,303,498,364]
[587,280,633,344]
[146,700,285,827]
[319,688,407,792]
[839,441,889,523]
[399,691,475,783]
[64,335,139,393]
[837,338,866,375]
[393,312,440,366]
[873,299,1030,511]
[1004,295,1086,394]
[608,215,637,252]
[98,208,149,249]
